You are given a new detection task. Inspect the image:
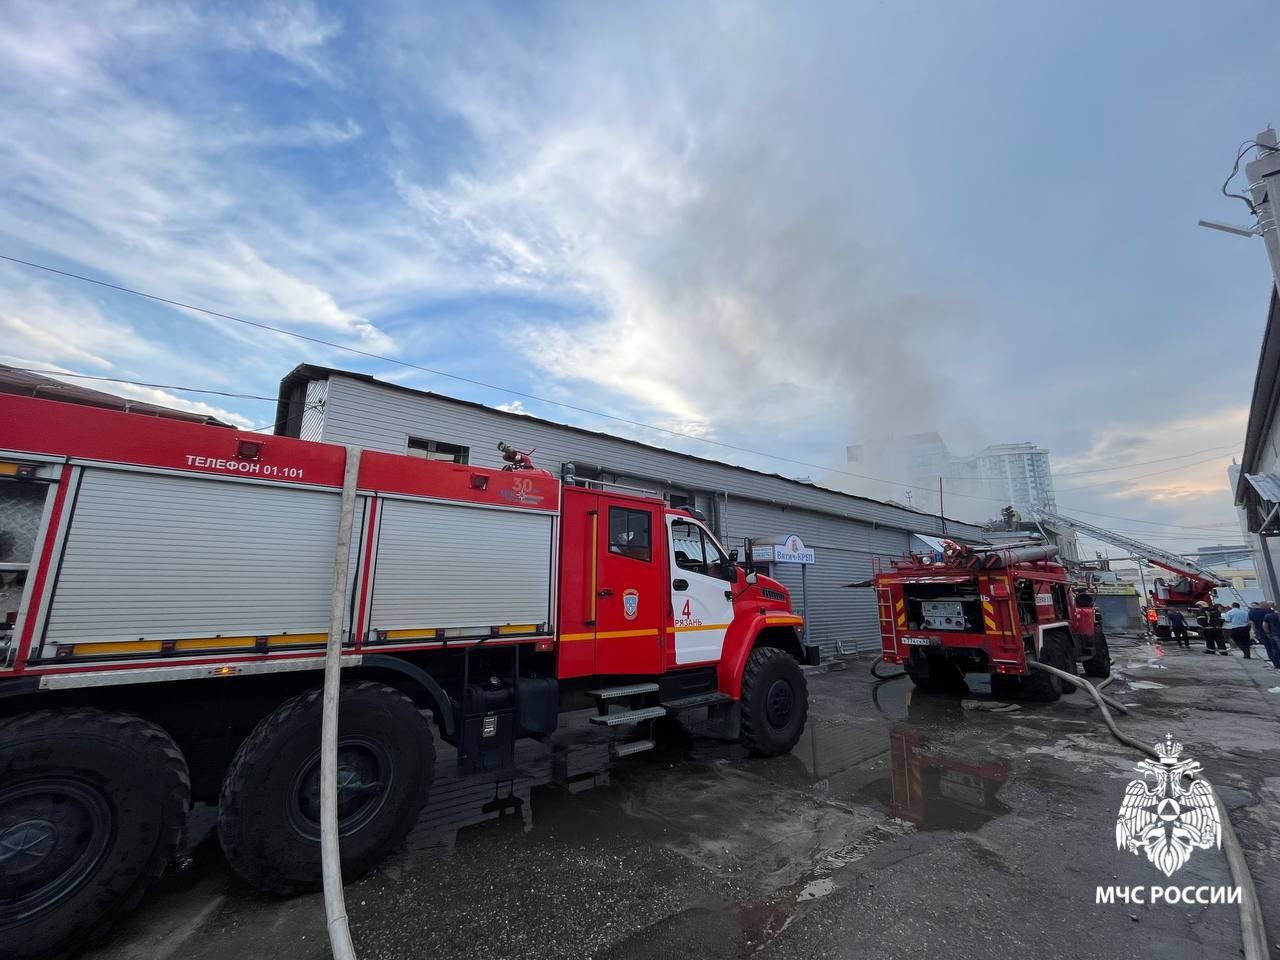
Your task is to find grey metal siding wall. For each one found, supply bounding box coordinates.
[45,469,349,646]
[317,375,985,541]
[313,374,982,659]
[724,498,909,656]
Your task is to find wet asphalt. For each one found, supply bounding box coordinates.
[82,633,1280,960]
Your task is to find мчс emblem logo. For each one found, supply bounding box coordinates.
[1115,734,1221,877]
[622,588,639,620]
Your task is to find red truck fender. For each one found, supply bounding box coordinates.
[716,612,807,698]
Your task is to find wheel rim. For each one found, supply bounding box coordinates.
[0,778,113,924]
[764,678,796,729]
[287,738,393,842]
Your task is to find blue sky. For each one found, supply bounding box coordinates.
[1,0,1278,555]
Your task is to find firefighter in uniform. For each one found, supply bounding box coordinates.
[1197,601,1227,654]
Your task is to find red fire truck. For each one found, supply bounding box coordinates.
[873,540,1110,700]
[0,394,813,959]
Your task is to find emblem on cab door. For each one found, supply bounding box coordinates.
[623,588,639,620]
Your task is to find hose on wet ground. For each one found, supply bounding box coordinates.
[1028,661,1268,960]
[869,659,907,681]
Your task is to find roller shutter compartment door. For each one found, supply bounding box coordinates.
[44,469,346,646]
[368,498,553,633]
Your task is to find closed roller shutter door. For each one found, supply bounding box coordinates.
[369,499,552,632]
[726,498,912,657]
[770,549,874,657]
[46,468,347,645]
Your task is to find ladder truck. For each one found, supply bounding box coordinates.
[1032,509,1230,638]
[0,394,815,960]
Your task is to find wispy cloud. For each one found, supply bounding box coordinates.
[0,0,1268,548]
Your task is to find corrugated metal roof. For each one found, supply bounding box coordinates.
[277,363,987,539]
[0,365,233,427]
[1244,472,1280,503]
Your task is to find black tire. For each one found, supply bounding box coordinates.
[1082,630,1111,679]
[739,647,809,756]
[906,655,966,696]
[0,709,189,960]
[218,681,435,895]
[1022,631,1072,702]
[990,673,1021,700]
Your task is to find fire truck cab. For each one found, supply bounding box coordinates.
[0,394,813,960]
[873,540,1110,701]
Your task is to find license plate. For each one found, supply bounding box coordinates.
[900,636,936,646]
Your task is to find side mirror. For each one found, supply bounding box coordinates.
[728,548,739,562]
[746,570,759,585]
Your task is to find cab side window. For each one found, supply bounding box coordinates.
[670,519,707,574]
[1051,583,1068,621]
[670,519,731,580]
[608,507,652,562]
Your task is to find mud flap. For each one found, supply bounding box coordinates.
[803,643,822,666]
[708,700,741,740]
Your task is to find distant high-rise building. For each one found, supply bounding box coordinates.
[845,435,1072,555]
[951,442,1059,515]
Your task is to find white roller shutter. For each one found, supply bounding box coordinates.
[44,468,347,646]
[368,498,552,632]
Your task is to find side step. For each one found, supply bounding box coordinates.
[661,691,731,713]
[610,739,656,758]
[588,682,660,700]
[588,705,667,727]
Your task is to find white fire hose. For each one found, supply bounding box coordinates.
[321,446,362,960]
[1028,661,1268,960]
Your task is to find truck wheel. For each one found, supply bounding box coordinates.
[1022,633,1072,702]
[907,655,965,695]
[1082,630,1111,679]
[990,673,1021,700]
[0,709,189,960]
[218,681,434,895]
[738,647,808,756]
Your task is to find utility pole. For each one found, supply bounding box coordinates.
[938,477,946,534]
[1245,129,1280,290]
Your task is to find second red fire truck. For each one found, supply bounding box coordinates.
[873,539,1110,700]
[0,394,814,959]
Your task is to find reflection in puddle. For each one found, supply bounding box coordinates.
[887,727,1009,831]
[388,737,614,866]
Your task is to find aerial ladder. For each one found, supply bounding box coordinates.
[1031,509,1236,636]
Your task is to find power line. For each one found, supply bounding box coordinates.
[1057,452,1238,488]
[0,253,1244,537]
[1051,444,1239,477]
[0,252,1033,503]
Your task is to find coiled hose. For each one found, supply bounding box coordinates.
[870,659,906,681]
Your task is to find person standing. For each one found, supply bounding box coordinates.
[1168,608,1190,648]
[1223,602,1252,658]
[1144,604,1158,638]
[1262,603,1280,670]
[1248,602,1268,646]
[1198,603,1228,654]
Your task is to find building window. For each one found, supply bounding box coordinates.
[608,507,652,562]
[407,437,469,464]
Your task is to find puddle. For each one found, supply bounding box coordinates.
[873,727,1010,831]
[1127,680,1167,690]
